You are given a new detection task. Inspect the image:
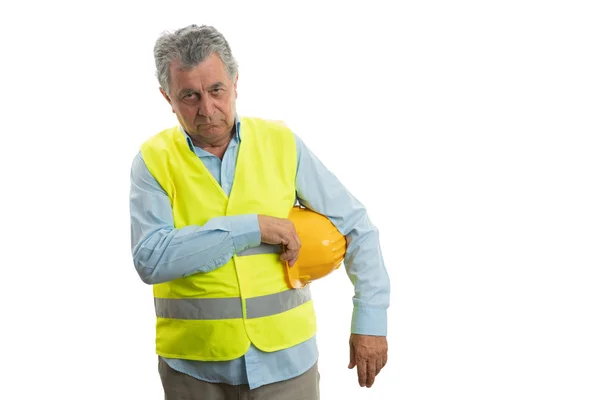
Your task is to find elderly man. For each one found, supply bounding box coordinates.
[129,24,390,399]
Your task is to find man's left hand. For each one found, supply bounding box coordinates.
[348,334,388,388]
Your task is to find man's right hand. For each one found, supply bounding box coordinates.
[257,215,301,266]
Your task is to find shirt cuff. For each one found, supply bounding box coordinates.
[230,214,261,253]
[351,306,388,336]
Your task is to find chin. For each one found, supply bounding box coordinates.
[200,126,226,136]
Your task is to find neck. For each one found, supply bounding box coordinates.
[190,132,233,160]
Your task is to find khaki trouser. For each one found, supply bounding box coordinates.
[158,358,320,400]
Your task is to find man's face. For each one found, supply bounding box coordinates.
[161,52,238,144]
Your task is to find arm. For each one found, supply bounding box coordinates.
[129,152,261,284]
[294,134,390,387]
[294,135,390,333]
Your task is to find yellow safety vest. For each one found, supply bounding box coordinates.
[140,117,317,361]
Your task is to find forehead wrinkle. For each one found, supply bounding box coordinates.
[169,55,230,96]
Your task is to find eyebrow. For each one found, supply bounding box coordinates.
[177,82,225,97]
[209,82,225,90]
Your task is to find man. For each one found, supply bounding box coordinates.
[129,24,390,399]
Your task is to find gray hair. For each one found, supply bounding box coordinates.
[154,24,238,94]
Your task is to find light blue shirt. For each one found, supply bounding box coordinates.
[129,116,390,389]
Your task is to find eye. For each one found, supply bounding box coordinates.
[183,92,199,101]
[211,88,224,95]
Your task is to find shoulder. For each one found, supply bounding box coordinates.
[240,116,292,132]
[140,126,181,152]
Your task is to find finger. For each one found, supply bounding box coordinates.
[366,360,376,388]
[280,247,292,261]
[285,235,301,266]
[382,353,388,369]
[288,252,300,267]
[375,358,383,376]
[286,232,301,252]
[357,359,367,387]
[279,240,296,261]
[348,343,356,369]
[294,232,302,250]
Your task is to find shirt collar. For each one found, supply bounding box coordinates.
[180,114,242,153]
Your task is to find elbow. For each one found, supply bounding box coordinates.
[138,270,159,285]
[134,261,158,285]
[132,248,162,285]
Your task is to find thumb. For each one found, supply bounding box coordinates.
[348,342,356,369]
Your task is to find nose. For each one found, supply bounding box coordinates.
[198,97,215,117]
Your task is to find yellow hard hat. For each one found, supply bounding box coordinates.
[285,206,347,289]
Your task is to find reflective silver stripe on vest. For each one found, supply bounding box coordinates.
[237,243,281,257]
[155,287,311,320]
[155,297,243,320]
[246,286,311,319]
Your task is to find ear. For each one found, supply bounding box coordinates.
[234,74,239,99]
[159,88,175,113]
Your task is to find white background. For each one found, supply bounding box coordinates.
[1,0,599,399]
